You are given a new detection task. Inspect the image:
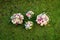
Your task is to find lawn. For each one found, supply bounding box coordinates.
[0,0,60,40]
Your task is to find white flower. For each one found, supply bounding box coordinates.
[11,13,24,25]
[36,12,49,26]
[25,21,33,30]
[26,11,34,19]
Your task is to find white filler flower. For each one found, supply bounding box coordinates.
[25,21,33,30]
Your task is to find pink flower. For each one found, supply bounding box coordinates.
[26,13,31,17]
[36,12,49,26]
[11,13,24,24]
[26,11,34,19]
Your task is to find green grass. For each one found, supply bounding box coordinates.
[0,0,60,40]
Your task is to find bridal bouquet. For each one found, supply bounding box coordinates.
[36,12,49,26]
[25,21,33,30]
[11,13,24,25]
[26,11,34,19]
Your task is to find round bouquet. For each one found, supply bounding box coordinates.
[11,13,24,25]
[25,21,33,30]
[26,11,34,19]
[36,12,49,26]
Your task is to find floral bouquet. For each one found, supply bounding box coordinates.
[11,13,24,25]
[36,12,49,26]
[26,11,34,19]
[25,21,33,30]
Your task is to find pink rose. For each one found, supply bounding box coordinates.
[26,13,31,17]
